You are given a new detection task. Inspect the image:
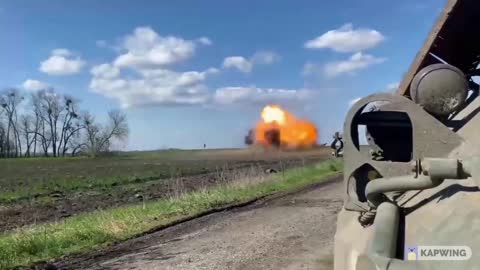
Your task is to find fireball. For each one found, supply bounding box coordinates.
[261,105,286,125]
[253,105,318,148]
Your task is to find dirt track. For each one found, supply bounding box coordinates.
[57,176,343,270]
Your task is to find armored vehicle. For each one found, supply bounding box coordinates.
[334,0,480,269]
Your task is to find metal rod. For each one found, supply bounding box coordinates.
[365,175,443,207]
[369,202,399,258]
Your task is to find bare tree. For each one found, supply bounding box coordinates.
[31,92,51,157]
[68,130,87,156]
[0,87,129,159]
[83,110,128,156]
[57,96,83,156]
[83,112,102,156]
[31,91,49,156]
[0,89,23,157]
[100,110,129,151]
[20,115,35,157]
[31,101,41,156]
[0,119,6,157]
[32,89,85,157]
[39,89,64,157]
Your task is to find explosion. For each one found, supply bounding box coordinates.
[246,105,318,149]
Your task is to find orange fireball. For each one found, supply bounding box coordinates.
[254,105,317,148]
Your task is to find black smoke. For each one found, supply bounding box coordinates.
[264,129,281,147]
[244,129,254,145]
[244,128,281,147]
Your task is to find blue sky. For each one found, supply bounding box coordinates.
[0,0,445,150]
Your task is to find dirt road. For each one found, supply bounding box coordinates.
[58,176,343,270]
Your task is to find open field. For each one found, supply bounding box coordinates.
[0,156,340,269]
[0,147,331,233]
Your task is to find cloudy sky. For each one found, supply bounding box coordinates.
[0,0,445,150]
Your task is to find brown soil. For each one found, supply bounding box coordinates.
[0,151,329,233]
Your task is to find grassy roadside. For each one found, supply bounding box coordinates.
[0,159,342,270]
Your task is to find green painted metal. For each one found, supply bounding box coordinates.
[334,1,480,267]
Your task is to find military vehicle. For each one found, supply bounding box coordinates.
[334,0,480,269]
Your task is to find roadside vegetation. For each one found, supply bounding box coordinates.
[0,159,342,269]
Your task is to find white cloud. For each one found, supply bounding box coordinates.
[305,23,385,53]
[22,79,49,91]
[348,97,361,107]
[251,51,280,65]
[51,48,72,57]
[113,26,197,68]
[222,56,253,73]
[39,49,85,75]
[96,40,108,48]
[196,37,212,46]
[222,50,279,73]
[91,27,293,108]
[302,62,323,76]
[90,63,120,79]
[213,86,311,105]
[90,66,217,108]
[386,82,399,92]
[90,63,308,107]
[89,27,220,108]
[324,52,386,77]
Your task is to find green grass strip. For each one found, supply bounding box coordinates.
[0,159,342,270]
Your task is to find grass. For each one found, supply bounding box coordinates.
[0,153,202,203]
[0,170,177,203]
[0,148,330,203]
[0,159,342,270]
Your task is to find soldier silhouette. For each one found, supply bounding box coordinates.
[330,132,344,157]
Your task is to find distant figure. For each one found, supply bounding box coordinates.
[244,129,254,145]
[331,132,344,157]
[203,143,206,149]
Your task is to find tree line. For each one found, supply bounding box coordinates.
[0,88,129,158]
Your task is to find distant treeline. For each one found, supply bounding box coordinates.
[0,88,128,158]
